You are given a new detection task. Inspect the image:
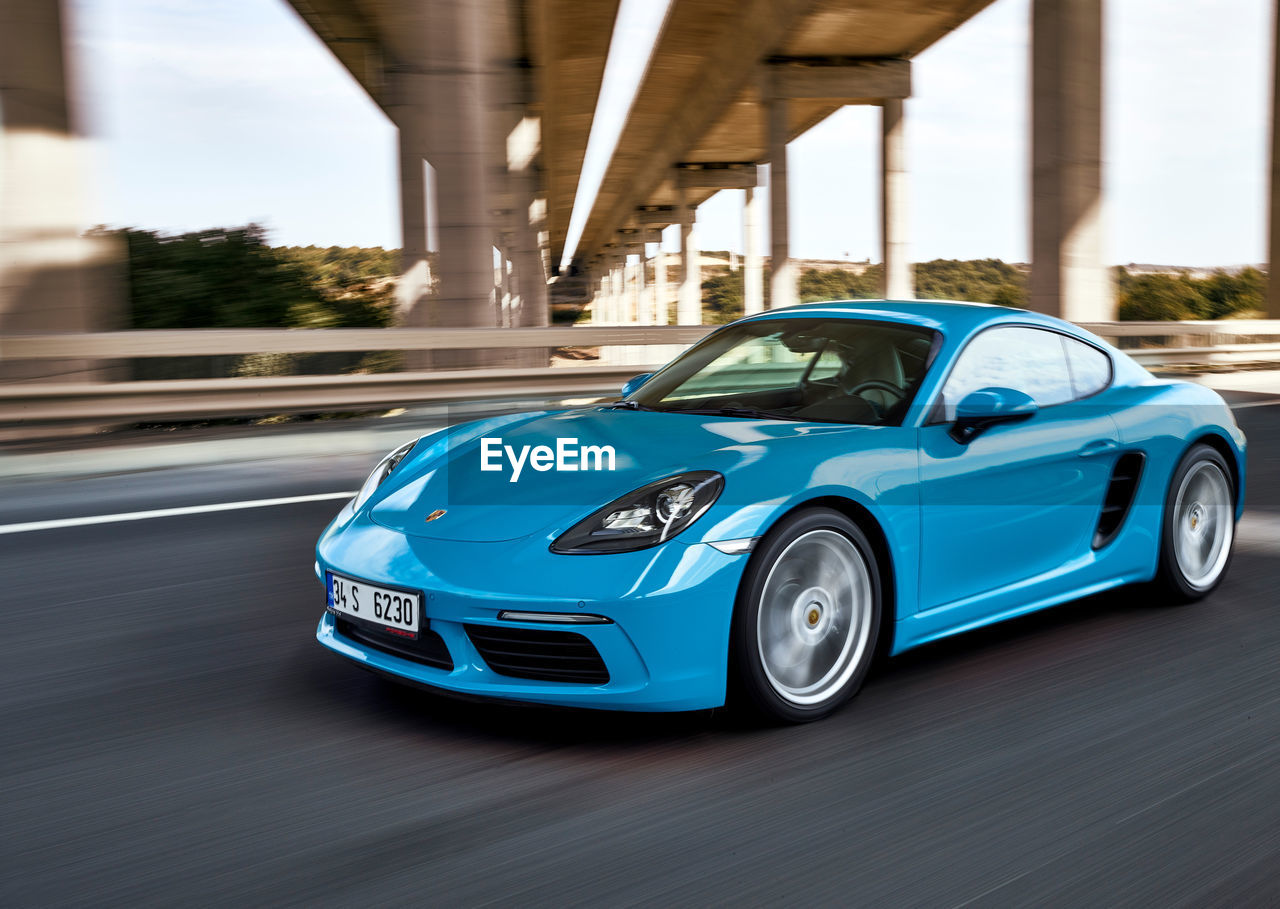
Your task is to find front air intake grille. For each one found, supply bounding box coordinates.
[1093,451,1146,549]
[464,624,610,684]
[336,618,453,671]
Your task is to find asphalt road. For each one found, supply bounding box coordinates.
[2,402,1279,906]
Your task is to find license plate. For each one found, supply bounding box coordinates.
[327,572,420,635]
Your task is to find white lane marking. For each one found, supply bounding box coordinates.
[1237,514,1280,554]
[0,491,356,536]
[1229,399,1280,410]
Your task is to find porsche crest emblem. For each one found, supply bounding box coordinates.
[424,509,447,523]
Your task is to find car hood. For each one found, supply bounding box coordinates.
[368,407,860,542]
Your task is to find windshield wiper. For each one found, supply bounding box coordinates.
[673,406,805,422]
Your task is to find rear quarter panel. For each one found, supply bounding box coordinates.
[1104,379,1247,582]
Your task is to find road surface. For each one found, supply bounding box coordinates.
[2,401,1278,906]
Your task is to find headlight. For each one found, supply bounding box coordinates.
[351,439,418,511]
[551,471,724,554]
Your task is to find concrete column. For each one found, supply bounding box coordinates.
[1030,0,1111,321]
[767,97,797,309]
[598,268,611,325]
[395,122,431,319]
[630,247,646,324]
[389,1,502,364]
[880,99,913,300]
[604,262,617,325]
[653,234,669,325]
[0,0,121,382]
[496,246,512,328]
[1269,0,1280,318]
[678,191,702,324]
[592,269,607,324]
[611,257,625,325]
[507,170,549,330]
[743,184,765,315]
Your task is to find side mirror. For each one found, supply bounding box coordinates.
[620,373,653,398]
[949,387,1038,444]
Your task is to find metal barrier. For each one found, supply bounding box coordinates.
[0,326,709,359]
[2,320,1278,425]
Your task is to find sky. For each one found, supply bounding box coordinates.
[69,0,1271,267]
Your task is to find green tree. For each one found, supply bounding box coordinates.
[702,270,745,323]
[126,225,311,329]
[120,225,403,378]
[914,258,1027,306]
[1117,273,1208,321]
[1199,267,1264,319]
[799,266,879,302]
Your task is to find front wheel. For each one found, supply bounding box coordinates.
[1154,443,1236,602]
[730,508,881,723]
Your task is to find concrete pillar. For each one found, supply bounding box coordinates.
[653,235,669,325]
[496,246,512,328]
[743,184,765,315]
[1030,0,1111,321]
[0,0,121,382]
[592,269,607,324]
[389,1,502,364]
[611,257,626,325]
[630,247,646,324]
[1269,0,1280,318]
[767,98,798,309]
[599,267,614,327]
[605,262,617,325]
[507,170,549,330]
[880,99,913,300]
[678,191,702,324]
[395,122,432,320]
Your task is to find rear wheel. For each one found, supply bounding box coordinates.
[730,508,881,723]
[1154,443,1235,602]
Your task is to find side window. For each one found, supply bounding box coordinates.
[938,326,1074,421]
[1064,336,1111,398]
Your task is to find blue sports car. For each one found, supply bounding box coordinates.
[315,300,1246,722]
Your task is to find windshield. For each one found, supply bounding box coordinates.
[627,317,938,426]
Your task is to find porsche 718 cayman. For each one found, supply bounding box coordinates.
[315,301,1245,722]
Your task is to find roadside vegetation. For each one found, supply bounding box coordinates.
[116,225,1266,375]
[119,225,403,378]
[702,257,1264,323]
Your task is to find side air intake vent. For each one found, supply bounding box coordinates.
[1094,452,1145,549]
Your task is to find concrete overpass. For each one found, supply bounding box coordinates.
[285,0,1115,331]
[4,0,1280,375]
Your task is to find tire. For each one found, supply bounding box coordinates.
[730,507,881,724]
[1153,443,1236,603]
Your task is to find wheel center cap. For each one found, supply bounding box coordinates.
[1189,503,1204,532]
[794,587,832,639]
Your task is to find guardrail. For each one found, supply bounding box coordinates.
[0,326,710,359]
[0,365,648,424]
[2,320,1278,425]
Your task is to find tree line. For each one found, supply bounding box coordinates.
[120,225,404,378]
[703,258,1264,323]
[116,224,1266,345]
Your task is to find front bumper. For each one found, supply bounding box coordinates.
[315,513,748,711]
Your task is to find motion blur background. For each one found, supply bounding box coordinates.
[2,0,1279,904]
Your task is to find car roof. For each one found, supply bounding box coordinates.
[739,299,1078,337]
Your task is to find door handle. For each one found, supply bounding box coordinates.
[1077,439,1119,458]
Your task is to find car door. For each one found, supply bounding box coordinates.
[917,325,1119,613]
